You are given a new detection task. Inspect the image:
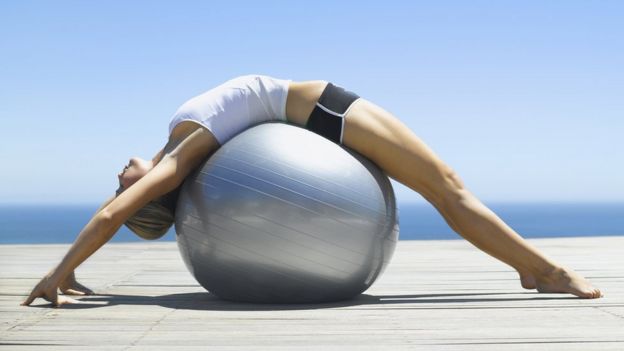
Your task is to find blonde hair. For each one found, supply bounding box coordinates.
[124,187,181,240]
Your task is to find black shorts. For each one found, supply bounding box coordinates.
[305,82,360,145]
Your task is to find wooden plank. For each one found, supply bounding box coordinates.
[1,237,623,350]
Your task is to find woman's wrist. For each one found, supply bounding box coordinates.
[47,267,71,285]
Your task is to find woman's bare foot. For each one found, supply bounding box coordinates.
[531,265,603,299]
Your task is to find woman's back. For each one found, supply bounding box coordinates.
[168,75,291,145]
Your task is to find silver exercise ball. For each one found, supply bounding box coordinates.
[174,122,399,303]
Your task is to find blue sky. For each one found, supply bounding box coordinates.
[1,1,622,204]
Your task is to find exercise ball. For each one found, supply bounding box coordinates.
[174,122,399,303]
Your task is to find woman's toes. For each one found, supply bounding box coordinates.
[534,265,603,299]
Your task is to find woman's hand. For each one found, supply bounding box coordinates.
[59,271,94,296]
[21,273,82,307]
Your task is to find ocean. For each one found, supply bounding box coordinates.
[0,202,622,244]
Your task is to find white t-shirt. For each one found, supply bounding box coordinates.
[169,75,291,145]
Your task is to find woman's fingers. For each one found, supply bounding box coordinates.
[21,290,82,307]
[61,289,83,295]
[61,288,93,296]
[23,274,91,307]
[55,295,82,307]
[20,291,40,306]
[60,281,94,296]
[21,275,69,306]
[73,281,94,295]
[20,280,50,306]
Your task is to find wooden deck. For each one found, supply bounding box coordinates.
[1,236,623,350]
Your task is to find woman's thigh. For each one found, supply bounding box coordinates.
[342,99,464,204]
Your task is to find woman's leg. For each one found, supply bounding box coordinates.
[339,98,602,299]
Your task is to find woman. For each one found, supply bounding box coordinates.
[21,75,602,307]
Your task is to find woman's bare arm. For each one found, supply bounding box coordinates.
[94,195,116,214]
[55,194,116,296]
[21,127,217,306]
[151,147,165,166]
